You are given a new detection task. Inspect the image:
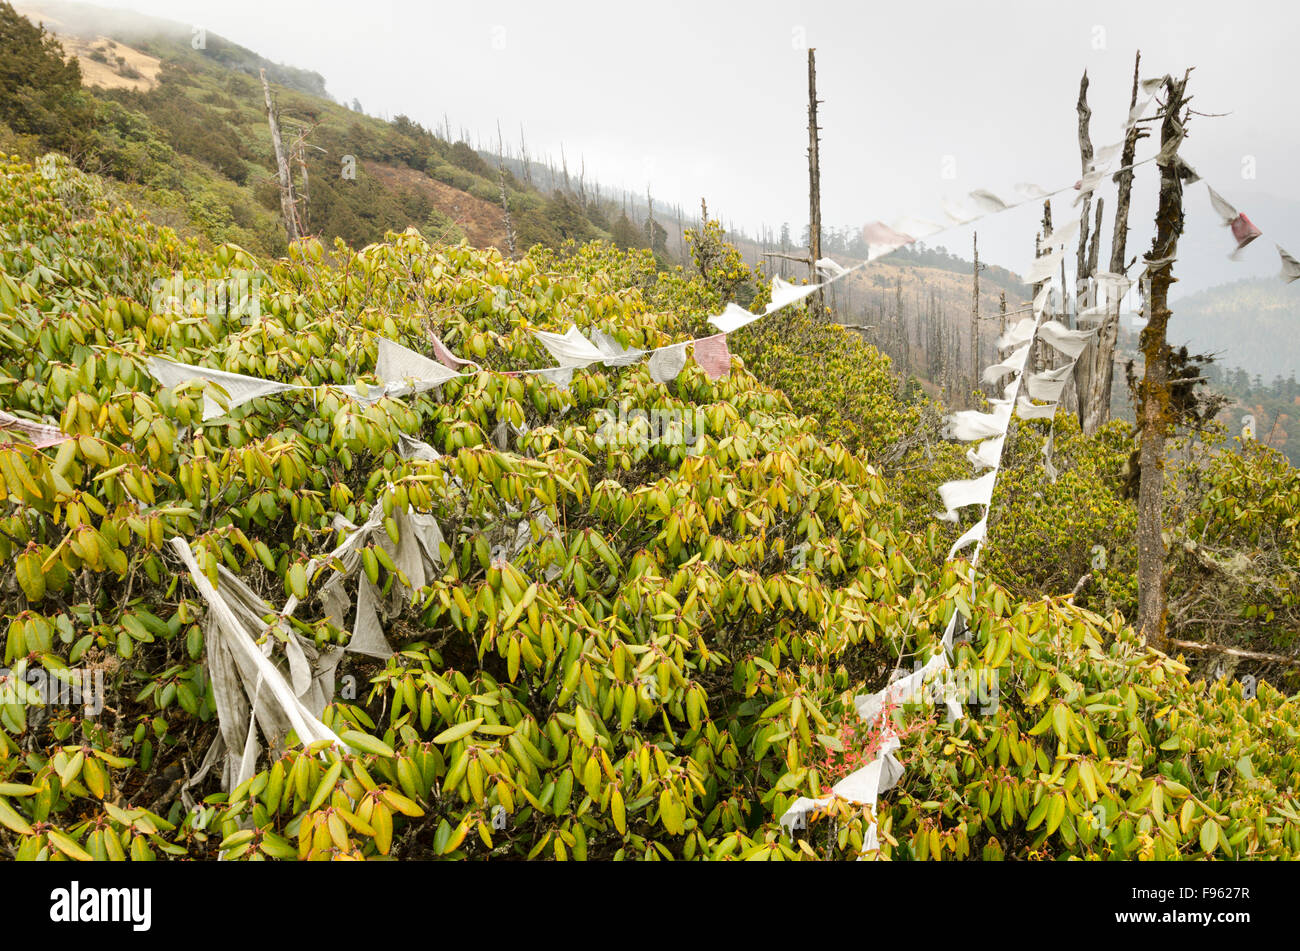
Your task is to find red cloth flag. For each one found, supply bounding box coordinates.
[1230,213,1262,255]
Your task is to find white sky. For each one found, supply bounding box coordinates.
[66,0,1300,289]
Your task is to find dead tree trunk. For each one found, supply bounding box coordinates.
[1083,51,1146,434]
[260,69,299,245]
[807,49,824,317]
[1136,72,1190,652]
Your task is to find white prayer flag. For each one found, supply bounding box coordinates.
[1026,362,1076,403]
[1279,245,1300,284]
[148,356,300,421]
[765,277,821,314]
[709,302,763,333]
[938,470,998,521]
[375,337,461,394]
[1016,396,1059,421]
[647,344,688,384]
[532,325,604,367]
[591,330,645,366]
[1037,320,1098,359]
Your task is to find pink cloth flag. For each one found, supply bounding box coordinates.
[0,409,71,448]
[693,334,731,380]
[862,221,915,250]
[429,331,477,370]
[1230,213,1262,256]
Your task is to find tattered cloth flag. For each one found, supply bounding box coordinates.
[1279,245,1300,284]
[647,343,688,384]
[1016,396,1060,421]
[1037,320,1098,359]
[429,331,478,371]
[948,514,989,561]
[1041,217,1081,250]
[937,470,998,522]
[375,337,462,395]
[1026,362,1077,403]
[765,276,821,314]
[998,316,1039,350]
[590,329,645,366]
[537,366,575,391]
[1206,186,1263,258]
[854,651,961,724]
[1025,247,1064,285]
[968,189,1011,214]
[283,502,444,663]
[948,401,1012,442]
[0,409,71,448]
[779,732,902,850]
[981,345,1030,384]
[147,356,302,422]
[169,538,340,794]
[815,258,849,279]
[693,334,731,380]
[966,434,1006,471]
[709,302,763,333]
[531,325,604,367]
[862,220,917,259]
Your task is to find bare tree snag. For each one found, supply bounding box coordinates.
[1083,51,1146,435]
[1136,72,1191,652]
[260,69,299,244]
[807,48,824,317]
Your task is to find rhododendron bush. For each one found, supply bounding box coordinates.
[1,157,1298,861]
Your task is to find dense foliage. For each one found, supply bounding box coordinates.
[2,156,1299,863]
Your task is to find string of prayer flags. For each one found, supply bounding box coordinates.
[0,409,70,448]
[647,343,688,384]
[1279,245,1300,284]
[693,334,732,380]
[531,325,604,367]
[708,301,763,333]
[147,356,301,421]
[1206,185,1263,257]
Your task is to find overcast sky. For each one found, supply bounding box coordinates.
[63,0,1300,288]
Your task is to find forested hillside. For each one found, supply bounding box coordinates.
[1,2,1299,864]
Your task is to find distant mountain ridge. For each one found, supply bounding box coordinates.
[1170,276,1300,382]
